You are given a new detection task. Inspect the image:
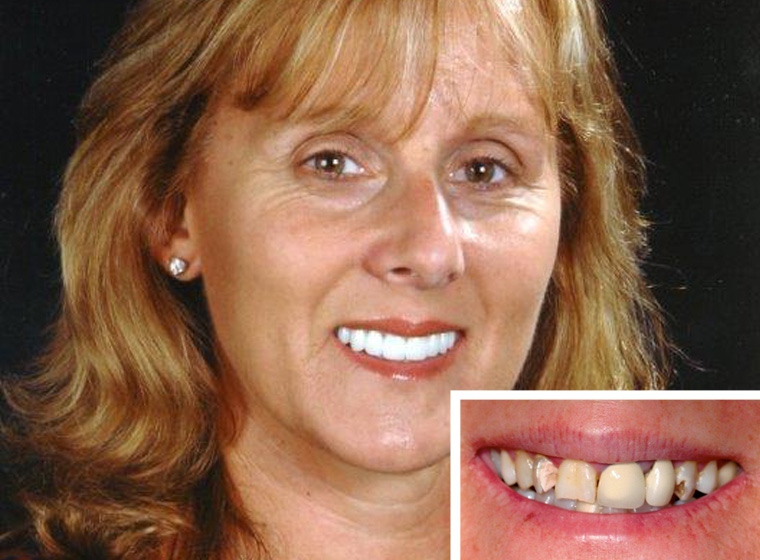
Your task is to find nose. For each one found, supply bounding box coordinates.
[363,176,465,290]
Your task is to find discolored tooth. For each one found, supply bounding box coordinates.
[674,461,697,500]
[515,450,535,490]
[718,461,739,487]
[490,449,502,478]
[597,463,646,509]
[696,460,718,494]
[533,455,558,494]
[576,502,602,513]
[500,450,517,486]
[556,459,597,504]
[645,460,675,507]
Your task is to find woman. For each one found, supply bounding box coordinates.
[1,0,671,558]
[460,400,760,559]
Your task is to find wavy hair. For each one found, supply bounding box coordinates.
[1,0,671,558]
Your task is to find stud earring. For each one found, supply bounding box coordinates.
[168,257,188,277]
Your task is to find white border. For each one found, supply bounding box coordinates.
[450,390,760,558]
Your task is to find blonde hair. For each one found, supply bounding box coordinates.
[1,0,671,558]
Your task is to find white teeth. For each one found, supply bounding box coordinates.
[696,460,718,494]
[532,455,558,494]
[597,463,646,509]
[515,450,535,490]
[674,461,697,500]
[555,459,597,504]
[718,461,739,487]
[336,327,458,361]
[645,460,675,507]
[500,450,517,486]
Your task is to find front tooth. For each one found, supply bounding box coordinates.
[597,463,646,509]
[404,336,427,361]
[349,329,367,352]
[645,460,675,507]
[382,334,406,360]
[365,330,383,357]
[576,501,602,513]
[500,450,517,486]
[674,461,697,500]
[555,459,597,504]
[696,461,718,494]
[515,450,534,490]
[718,461,739,487]
[533,455,558,494]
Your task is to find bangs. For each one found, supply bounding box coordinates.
[229,0,441,139]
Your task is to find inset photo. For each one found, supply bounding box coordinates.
[453,396,760,560]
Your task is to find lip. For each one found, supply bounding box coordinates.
[334,318,465,380]
[460,401,760,560]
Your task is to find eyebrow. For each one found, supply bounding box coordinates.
[461,112,549,139]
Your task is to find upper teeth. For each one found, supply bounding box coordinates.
[488,448,741,513]
[336,327,458,361]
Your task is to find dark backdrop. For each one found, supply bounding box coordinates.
[1,1,758,388]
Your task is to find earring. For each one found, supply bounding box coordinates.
[168,257,188,277]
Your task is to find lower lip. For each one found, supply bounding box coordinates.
[334,334,462,380]
[464,454,748,558]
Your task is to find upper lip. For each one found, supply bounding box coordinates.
[337,318,464,337]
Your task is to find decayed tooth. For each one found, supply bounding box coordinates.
[555,459,597,504]
[597,463,646,509]
[645,460,675,507]
[718,461,739,487]
[532,455,558,494]
[500,450,517,486]
[515,450,534,490]
[696,460,718,494]
[576,501,602,513]
[674,461,697,500]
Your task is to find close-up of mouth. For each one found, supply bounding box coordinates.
[334,319,465,379]
[460,400,760,560]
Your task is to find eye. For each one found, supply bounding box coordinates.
[302,150,364,179]
[450,157,510,188]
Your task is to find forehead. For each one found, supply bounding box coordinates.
[227,0,549,140]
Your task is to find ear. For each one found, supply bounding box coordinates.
[151,206,202,281]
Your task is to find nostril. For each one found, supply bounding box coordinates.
[390,267,414,278]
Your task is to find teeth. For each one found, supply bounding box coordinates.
[515,450,535,490]
[718,461,739,487]
[696,460,718,494]
[645,460,675,507]
[336,327,458,361]
[490,449,739,514]
[500,450,517,486]
[674,461,697,500]
[555,459,597,504]
[597,463,646,509]
[533,455,558,494]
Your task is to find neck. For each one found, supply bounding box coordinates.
[223,406,450,560]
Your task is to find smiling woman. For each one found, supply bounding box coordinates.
[1,0,671,559]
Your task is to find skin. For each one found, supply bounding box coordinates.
[461,401,760,560]
[158,9,561,559]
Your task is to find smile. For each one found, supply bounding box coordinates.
[481,448,742,514]
[336,326,459,361]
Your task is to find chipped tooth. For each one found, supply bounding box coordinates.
[555,459,597,504]
[576,501,602,513]
[674,461,697,500]
[597,463,646,509]
[696,460,718,494]
[532,455,558,494]
[515,450,534,490]
[718,461,739,487]
[515,488,536,500]
[645,460,675,507]
[500,450,517,486]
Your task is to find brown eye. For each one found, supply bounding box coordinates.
[304,150,364,178]
[465,160,497,183]
[451,157,510,188]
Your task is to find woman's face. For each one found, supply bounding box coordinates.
[178,20,560,471]
[461,400,760,559]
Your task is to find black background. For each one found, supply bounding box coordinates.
[1,1,758,388]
